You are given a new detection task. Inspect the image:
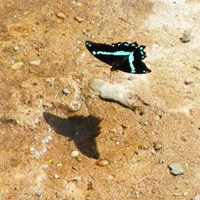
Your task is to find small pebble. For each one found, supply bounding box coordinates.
[135,191,141,198]
[107,175,114,180]
[144,121,149,126]
[72,176,82,182]
[153,142,162,151]
[168,162,184,176]
[56,12,66,19]
[76,157,82,162]
[158,159,164,164]
[87,181,93,190]
[13,46,19,51]
[71,150,79,157]
[134,150,139,155]
[184,78,194,85]
[62,88,70,95]
[29,60,41,66]
[68,101,81,111]
[32,27,37,32]
[193,66,200,71]
[96,159,109,167]
[72,166,79,172]
[173,193,182,196]
[10,62,24,70]
[121,124,128,129]
[30,147,35,151]
[74,16,84,23]
[54,174,59,179]
[57,163,63,167]
[180,32,191,43]
[45,77,55,86]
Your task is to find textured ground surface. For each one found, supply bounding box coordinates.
[0,0,200,199]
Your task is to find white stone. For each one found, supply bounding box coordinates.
[71,150,79,157]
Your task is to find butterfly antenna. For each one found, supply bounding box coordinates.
[107,67,115,84]
[108,69,112,83]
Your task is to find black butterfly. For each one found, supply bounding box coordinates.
[85,41,151,74]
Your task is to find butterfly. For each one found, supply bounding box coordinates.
[85,41,151,74]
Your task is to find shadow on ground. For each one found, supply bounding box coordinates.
[43,112,101,159]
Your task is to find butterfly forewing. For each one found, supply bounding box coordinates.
[85,41,115,65]
[112,42,138,53]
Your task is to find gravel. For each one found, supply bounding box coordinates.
[45,77,55,86]
[71,150,79,157]
[135,191,141,198]
[96,159,109,167]
[10,62,24,69]
[74,16,84,23]
[56,12,66,19]
[193,66,200,71]
[168,162,184,176]
[62,88,70,95]
[180,32,191,43]
[72,166,79,172]
[153,142,162,152]
[68,101,81,111]
[184,78,194,85]
[13,46,19,51]
[54,174,59,179]
[29,60,41,66]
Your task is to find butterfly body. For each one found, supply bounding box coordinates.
[85,41,151,74]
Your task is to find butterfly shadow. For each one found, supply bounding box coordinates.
[43,112,101,159]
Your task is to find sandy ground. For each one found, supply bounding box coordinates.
[0,0,200,199]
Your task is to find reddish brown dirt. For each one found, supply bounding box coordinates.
[0,0,200,199]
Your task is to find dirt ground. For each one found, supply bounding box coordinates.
[0,0,200,199]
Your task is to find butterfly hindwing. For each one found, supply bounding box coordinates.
[85,41,151,74]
